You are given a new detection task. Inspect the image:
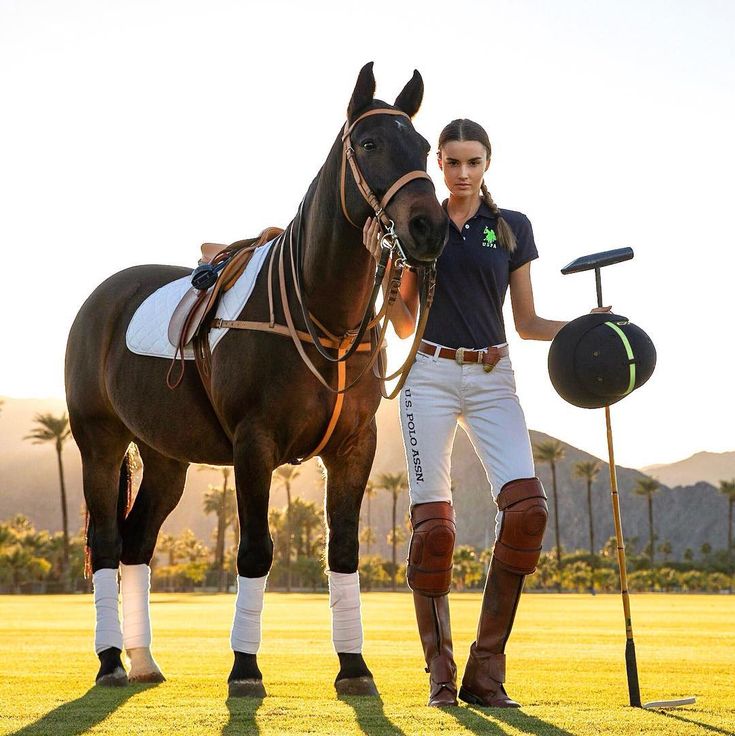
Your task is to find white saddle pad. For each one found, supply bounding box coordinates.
[126,237,275,360]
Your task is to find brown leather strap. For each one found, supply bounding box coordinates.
[412,501,456,526]
[419,341,509,367]
[341,108,411,140]
[304,344,347,461]
[377,264,436,398]
[211,318,373,352]
[497,477,547,511]
[340,147,359,229]
[380,171,432,211]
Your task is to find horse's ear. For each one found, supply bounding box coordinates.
[347,62,376,122]
[394,69,423,118]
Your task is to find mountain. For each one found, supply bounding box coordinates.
[642,452,735,488]
[1,396,731,562]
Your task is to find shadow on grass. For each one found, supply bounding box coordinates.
[338,694,407,736]
[223,695,264,736]
[448,705,576,736]
[659,711,733,736]
[9,682,160,736]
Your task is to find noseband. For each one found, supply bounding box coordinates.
[339,108,434,232]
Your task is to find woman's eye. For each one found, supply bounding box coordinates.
[362,141,376,151]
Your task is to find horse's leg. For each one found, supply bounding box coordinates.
[227,434,275,698]
[120,443,188,683]
[78,427,133,687]
[322,424,380,697]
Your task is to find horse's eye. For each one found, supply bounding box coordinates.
[361,140,377,151]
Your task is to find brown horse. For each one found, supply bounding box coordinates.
[65,62,447,696]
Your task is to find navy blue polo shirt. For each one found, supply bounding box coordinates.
[423,199,538,349]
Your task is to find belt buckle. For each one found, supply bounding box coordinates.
[455,347,465,365]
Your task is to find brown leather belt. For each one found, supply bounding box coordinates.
[419,340,509,372]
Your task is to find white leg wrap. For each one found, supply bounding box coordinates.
[93,568,123,654]
[120,563,152,650]
[230,575,267,654]
[328,570,363,654]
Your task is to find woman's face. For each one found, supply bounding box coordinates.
[438,140,490,198]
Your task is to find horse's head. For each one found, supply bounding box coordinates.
[341,63,448,265]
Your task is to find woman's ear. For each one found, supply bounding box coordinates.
[484,158,491,172]
[436,151,443,171]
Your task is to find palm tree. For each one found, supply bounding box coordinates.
[376,472,407,591]
[574,460,600,594]
[718,479,735,592]
[158,532,179,566]
[633,477,660,567]
[199,465,236,591]
[533,439,565,588]
[273,465,300,592]
[202,467,236,592]
[25,413,72,590]
[176,529,209,563]
[363,479,377,555]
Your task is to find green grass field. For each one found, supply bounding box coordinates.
[1,592,733,736]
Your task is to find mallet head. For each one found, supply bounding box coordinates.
[561,247,634,275]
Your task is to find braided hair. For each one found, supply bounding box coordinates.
[438,119,517,253]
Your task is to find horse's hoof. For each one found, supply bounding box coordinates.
[128,671,166,684]
[228,679,267,698]
[96,667,128,687]
[335,676,379,696]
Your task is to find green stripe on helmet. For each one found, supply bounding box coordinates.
[605,321,636,396]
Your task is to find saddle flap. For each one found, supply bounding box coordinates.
[168,288,211,348]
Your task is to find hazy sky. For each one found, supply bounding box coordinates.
[1,0,732,468]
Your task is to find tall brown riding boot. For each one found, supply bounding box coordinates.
[459,477,548,708]
[413,591,457,707]
[459,563,524,707]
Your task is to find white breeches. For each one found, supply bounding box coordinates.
[399,347,536,538]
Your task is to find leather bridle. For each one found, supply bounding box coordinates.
[281,106,435,367]
[340,107,434,232]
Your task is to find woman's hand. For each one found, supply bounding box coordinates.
[590,306,613,313]
[362,217,382,263]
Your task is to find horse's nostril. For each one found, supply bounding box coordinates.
[409,215,431,242]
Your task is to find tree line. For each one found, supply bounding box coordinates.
[2,411,734,594]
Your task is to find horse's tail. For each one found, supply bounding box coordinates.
[83,445,135,580]
[117,445,135,529]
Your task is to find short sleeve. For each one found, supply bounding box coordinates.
[508,213,539,272]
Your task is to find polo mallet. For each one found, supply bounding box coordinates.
[561,247,695,710]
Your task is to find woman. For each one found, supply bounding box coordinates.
[364,119,609,708]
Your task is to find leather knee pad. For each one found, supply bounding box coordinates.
[407,502,455,597]
[493,478,548,575]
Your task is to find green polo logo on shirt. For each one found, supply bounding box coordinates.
[483,227,497,247]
